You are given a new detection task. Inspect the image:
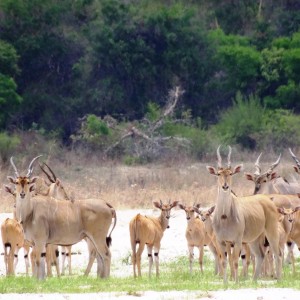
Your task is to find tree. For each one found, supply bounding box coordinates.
[0,40,22,129]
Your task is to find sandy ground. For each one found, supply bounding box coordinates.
[0,209,300,299]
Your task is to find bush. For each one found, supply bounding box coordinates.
[0,132,20,163]
[86,114,110,136]
[213,92,265,149]
[71,114,113,151]
[256,109,300,151]
[162,121,213,159]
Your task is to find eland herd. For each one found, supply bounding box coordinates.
[2,146,300,284]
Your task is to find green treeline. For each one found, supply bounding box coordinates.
[1,0,300,160]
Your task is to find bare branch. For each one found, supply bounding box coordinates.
[151,86,184,132]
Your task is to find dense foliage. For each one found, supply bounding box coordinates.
[1,0,300,160]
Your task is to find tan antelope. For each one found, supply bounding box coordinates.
[178,203,220,274]
[245,152,300,264]
[4,182,62,277]
[8,156,115,280]
[289,148,300,177]
[196,205,255,279]
[277,206,300,274]
[1,217,30,276]
[194,205,224,276]
[37,162,72,275]
[129,200,178,277]
[245,152,300,195]
[37,162,117,277]
[206,146,282,283]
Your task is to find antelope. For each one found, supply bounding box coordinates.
[196,205,252,279]
[129,200,178,277]
[8,156,115,280]
[4,184,62,277]
[37,162,117,277]
[1,217,30,276]
[194,205,223,276]
[29,244,60,277]
[245,152,300,264]
[178,203,219,274]
[277,206,300,274]
[206,146,282,283]
[245,152,300,195]
[37,162,72,275]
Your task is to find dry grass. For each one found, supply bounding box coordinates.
[1,151,299,213]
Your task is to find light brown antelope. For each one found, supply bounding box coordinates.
[178,203,218,274]
[206,146,282,283]
[37,162,72,275]
[196,205,253,279]
[245,152,300,195]
[1,217,30,276]
[289,148,300,178]
[277,206,300,274]
[4,183,62,277]
[37,162,117,277]
[129,200,178,277]
[245,152,300,264]
[194,205,223,276]
[8,156,115,280]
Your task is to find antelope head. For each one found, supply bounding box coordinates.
[49,179,70,201]
[178,203,200,221]
[277,206,300,223]
[153,199,179,227]
[194,205,215,222]
[206,146,242,193]
[289,148,300,175]
[39,162,70,200]
[245,153,281,194]
[7,156,41,200]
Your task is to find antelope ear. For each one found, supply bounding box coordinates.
[30,177,38,184]
[171,200,179,208]
[277,207,285,215]
[293,206,300,213]
[244,173,254,181]
[178,203,185,210]
[7,176,15,184]
[206,166,217,175]
[232,164,243,175]
[29,185,36,192]
[270,172,277,180]
[194,203,201,209]
[4,185,14,195]
[153,201,161,209]
[293,166,299,173]
[208,205,216,215]
[56,178,61,186]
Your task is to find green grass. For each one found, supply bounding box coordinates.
[1,256,300,294]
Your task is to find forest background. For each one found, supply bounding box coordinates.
[1,0,300,164]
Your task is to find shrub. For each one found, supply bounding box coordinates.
[213,92,265,149]
[162,121,212,159]
[0,132,20,163]
[256,109,300,151]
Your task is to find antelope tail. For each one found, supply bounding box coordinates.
[106,207,117,247]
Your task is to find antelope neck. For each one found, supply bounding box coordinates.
[16,193,33,225]
[215,186,239,222]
